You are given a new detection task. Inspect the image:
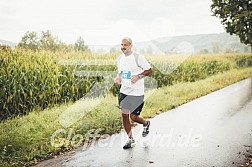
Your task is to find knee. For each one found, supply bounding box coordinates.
[122,113,129,120]
[130,114,137,121]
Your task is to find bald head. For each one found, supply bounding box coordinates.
[122,37,132,45]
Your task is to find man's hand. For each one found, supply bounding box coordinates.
[131,75,139,84]
[114,76,121,84]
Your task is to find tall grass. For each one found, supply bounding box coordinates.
[0,50,116,120]
[1,50,252,120]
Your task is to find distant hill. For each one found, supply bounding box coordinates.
[0,39,16,48]
[1,33,250,53]
[133,33,250,54]
[89,33,250,54]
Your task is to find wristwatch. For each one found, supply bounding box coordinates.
[137,74,144,79]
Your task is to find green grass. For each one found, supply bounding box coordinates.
[2,52,251,119]
[143,67,252,117]
[0,67,252,166]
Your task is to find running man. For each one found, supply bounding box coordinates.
[114,37,153,149]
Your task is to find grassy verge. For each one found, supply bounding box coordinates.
[0,67,252,166]
[143,67,252,117]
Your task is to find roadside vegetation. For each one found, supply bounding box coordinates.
[0,50,252,166]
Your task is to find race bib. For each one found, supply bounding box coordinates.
[121,71,131,86]
[121,71,131,79]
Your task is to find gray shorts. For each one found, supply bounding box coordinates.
[118,93,144,115]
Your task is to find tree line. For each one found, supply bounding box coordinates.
[17,30,89,52]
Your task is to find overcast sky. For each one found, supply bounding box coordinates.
[0,0,224,45]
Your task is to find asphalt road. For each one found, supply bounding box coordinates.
[36,78,252,167]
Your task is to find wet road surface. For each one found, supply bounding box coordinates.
[36,78,252,167]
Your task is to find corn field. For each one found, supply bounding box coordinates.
[0,49,252,120]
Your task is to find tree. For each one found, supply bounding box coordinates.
[146,46,153,55]
[74,37,88,51]
[199,48,209,54]
[212,40,221,53]
[109,47,120,54]
[18,30,61,51]
[18,31,39,50]
[39,30,59,51]
[18,31,89,52]
[225,47,233,53]
[211,0,252,52]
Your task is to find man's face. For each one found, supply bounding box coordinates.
[121,39,132,54]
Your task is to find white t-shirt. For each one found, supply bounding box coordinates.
[117,52,151,96]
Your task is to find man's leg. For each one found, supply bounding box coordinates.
[122,111,136,149]
[122,111,132,138]
[130,113,150,137]
[130,114,148,126]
